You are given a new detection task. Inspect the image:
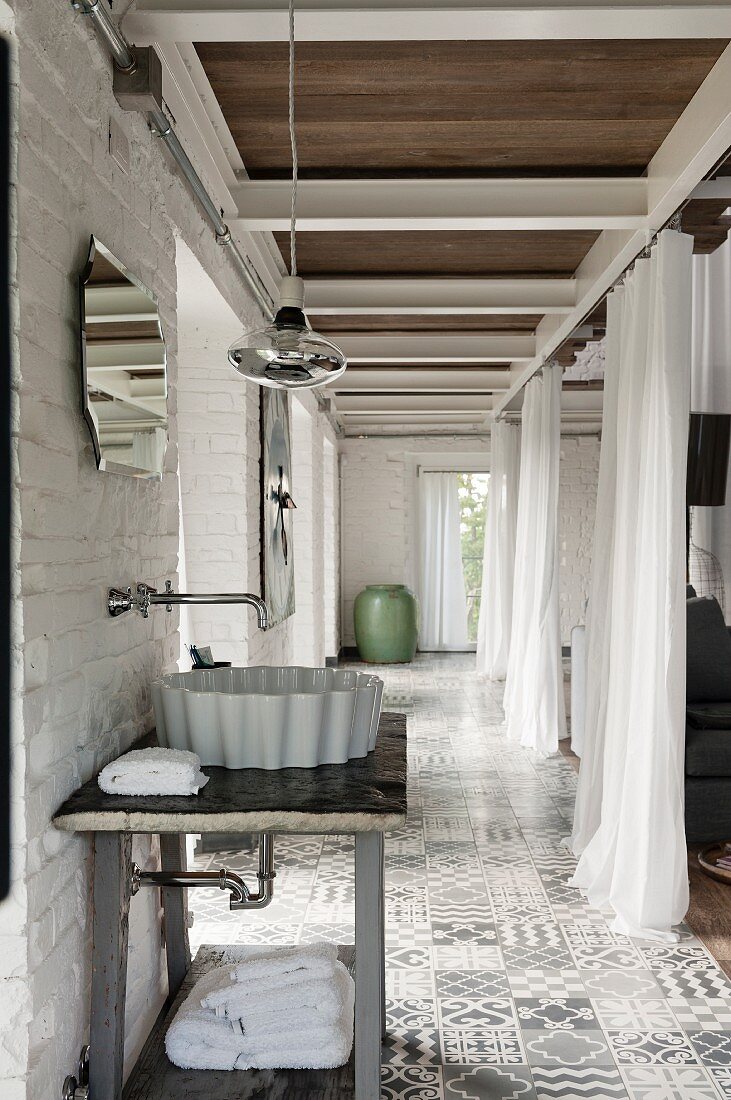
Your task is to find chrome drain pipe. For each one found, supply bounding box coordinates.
[132,834,275,911]
[231,832,275,910]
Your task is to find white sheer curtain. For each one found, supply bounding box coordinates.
[476,421,520,679]
[570,230,692,941]
[569,288,622,853]
[132,426,167,474]
[419,472,469,650]
[503,364,566,754]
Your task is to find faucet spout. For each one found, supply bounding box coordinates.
[149,587,269,630]
[108,582,269,628]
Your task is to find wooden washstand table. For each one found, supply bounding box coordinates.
[53,712,407,1100]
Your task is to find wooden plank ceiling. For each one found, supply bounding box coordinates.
[196,38,730,430]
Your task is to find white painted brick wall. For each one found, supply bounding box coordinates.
[176,257,340,670]
[558,436,600,644]
[1,2,342,1097]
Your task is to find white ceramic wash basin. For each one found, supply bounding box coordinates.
[151,666,384,769]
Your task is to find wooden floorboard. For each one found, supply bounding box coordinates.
[687,846,731,980]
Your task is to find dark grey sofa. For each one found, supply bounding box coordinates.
[685,593,731,842]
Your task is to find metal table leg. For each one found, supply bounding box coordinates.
[89,833,133,1100]
[355,831,385,1100]
[159,833,191,999]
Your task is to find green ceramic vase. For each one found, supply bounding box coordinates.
[354,584,418,664]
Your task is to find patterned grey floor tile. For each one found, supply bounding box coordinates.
[433,945,505,971]
[687,1031,731,1066]
[443,1065,536,1098]
[387,945,434,970]
[515,998,598,1031]
[387,997,438,1029]
[532,1066,628,1098]
[433,920,498,946]
[383,1029,442,1066]
[591,998,679,1030]
[524,1029,615,1067]
[387,968,437,999]
[655,970,731,1000]
[438,997,517,1029]
[620,1065,719,1098]
[710,1067,731,1097]
[581,971,666,1000]
[387,924,435,949]
[569,944,647,971]
[607,1030,699,1066]
[499,923,568,951]
[503,944,575,971]
[441,1028,526,1065]
[668,999,731,1031]
[436,971,511,999]
[641,946,717,972]
[382,1064,444,1099]
[508,971,587,998]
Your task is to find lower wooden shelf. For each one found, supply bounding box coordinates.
[124,944,356,1100]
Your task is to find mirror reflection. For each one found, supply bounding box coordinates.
[80,237,167,478]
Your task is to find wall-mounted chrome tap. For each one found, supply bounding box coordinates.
[108,581,269,629]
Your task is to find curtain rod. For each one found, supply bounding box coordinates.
[496,208,688,422]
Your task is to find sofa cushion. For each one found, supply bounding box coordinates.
[687,703,731,730]
[686,596,731,702]
[686,725,731,777]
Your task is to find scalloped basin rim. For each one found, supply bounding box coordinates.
[152,665,384,770]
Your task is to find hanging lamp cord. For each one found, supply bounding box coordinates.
[288,0,298,277]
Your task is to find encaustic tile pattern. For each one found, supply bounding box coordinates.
[189,654,731,1100]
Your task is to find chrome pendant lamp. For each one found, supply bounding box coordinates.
[228,0,347,389]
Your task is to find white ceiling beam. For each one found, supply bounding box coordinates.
[86,343,165,369]
[333,368,514,392]
[692,177,731,200]
[491,42,731,421]
[232,178,648,232]
[84,284,157,320]
[335,393,492,413]
[305,278,575,316]
[124,2,731,43]
[334,332,535,364]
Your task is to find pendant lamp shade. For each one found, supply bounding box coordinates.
[228,277,347,389]
[227,0,346,389]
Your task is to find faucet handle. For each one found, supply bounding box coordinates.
[135,582,157,618]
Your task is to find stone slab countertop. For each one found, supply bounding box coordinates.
[53,712,407,835]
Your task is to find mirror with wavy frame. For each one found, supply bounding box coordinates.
[80,237,167,479]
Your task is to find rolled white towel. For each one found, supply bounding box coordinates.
[165,961,355,1071]
[206,963,353,1033]
[98,747,209,796]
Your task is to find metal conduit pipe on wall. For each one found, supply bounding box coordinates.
[72,0,344,431]
[71,0,275,321]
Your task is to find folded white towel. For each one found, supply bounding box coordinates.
[205,964,352,1033]
[201,946,338,1007]
[165,959,355,1071]
[98,747,209,796]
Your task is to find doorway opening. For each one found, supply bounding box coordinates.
[458,473,490,644]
